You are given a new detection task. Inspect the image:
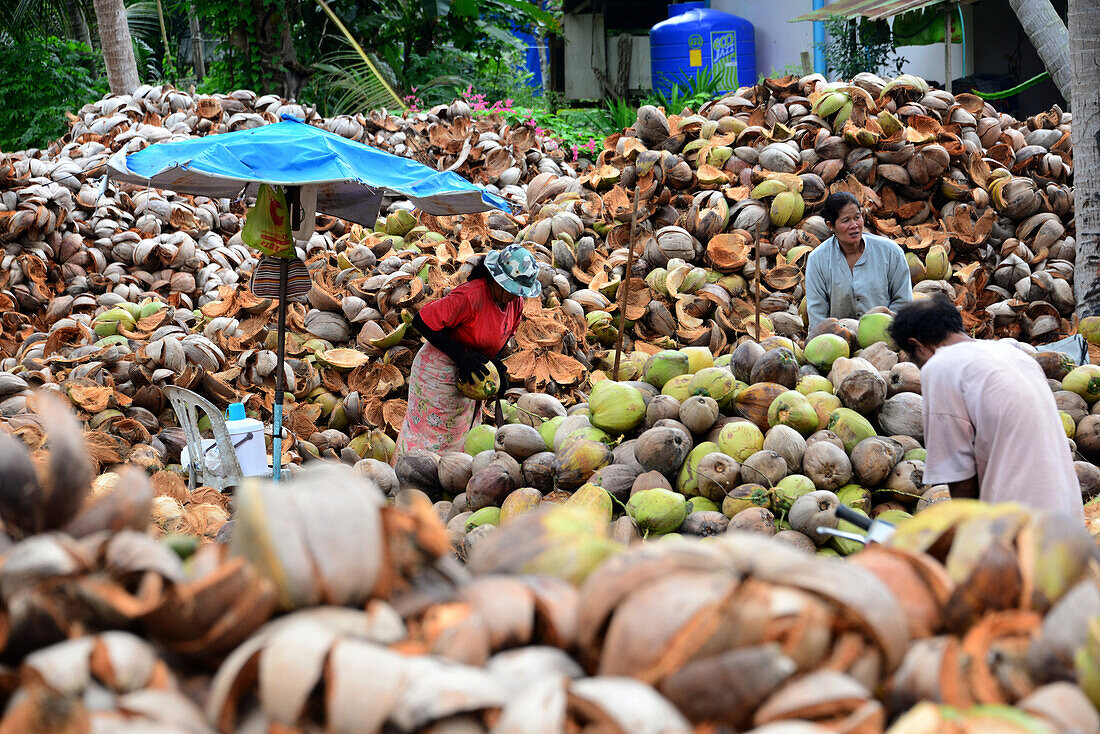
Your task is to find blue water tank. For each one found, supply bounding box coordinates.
[650,2,756,97]
[512,27,543,94]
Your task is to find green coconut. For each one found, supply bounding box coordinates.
[806,391,842,429]
[804,334,850,373]
[681,346,714,374]
[714,354,733,370]
[688,496,720,513]
[626,488,690,536]
[772,474,816,514]
[1080,316,1100,347]
[677,441,719,497]
[876,508,914,525]
[499,488,543,523]
[465,424,497,455]
[689,367,739,408]
[857,312,897,349]
[722,482,771,517]
[717,420,764,462]
[568,425,614,446]
[537,416,565,450]
[662,374,696,403]
[642,350,691,388]
[465,506,501,532]
[1063,365,1100,404]
[836,483,871,514]
[796,374,834,395]
[457,361,501,400]
[589,380,646,434]
[829,509,869,555]
[767,390,820,436]
[904,448,927,462]
[827,407,877,453]
[565,483,613,525]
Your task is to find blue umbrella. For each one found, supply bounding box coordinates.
[107,116,510,481]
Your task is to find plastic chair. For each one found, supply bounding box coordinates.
[163,386,244,493]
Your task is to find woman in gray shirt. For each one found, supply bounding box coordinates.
[805,192,913,329]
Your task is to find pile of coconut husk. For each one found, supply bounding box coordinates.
[0,71,1082,478]
[0,392,1097,734]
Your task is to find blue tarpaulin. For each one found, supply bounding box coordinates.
[106,116,511,224]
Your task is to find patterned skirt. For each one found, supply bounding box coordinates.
[393,344,480,461]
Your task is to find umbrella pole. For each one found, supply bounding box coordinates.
[613,185,640,381]
[753,225,762,343]
[273,257,288,482]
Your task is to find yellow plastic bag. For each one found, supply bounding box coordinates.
[241,184,294,258]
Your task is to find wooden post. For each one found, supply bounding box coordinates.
[800,51,813,77]
[944,4,953,94]
[753,225,762,342]
[613,184,641,380]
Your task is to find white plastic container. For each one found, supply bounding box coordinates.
[224,402,267,477]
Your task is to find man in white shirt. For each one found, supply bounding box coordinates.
[889,295,1083,519]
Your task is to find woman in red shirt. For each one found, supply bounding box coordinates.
[394,243,542,459]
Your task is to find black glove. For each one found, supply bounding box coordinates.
[456,351,490,385]
[492,358,510,394]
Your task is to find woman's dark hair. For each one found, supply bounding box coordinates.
[465,256,493,284]
[821,192,862,225]
[889,294,964,349]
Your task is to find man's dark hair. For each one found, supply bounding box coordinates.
[889,293,965,349]
[821,191,861,225]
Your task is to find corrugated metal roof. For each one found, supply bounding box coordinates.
[789,0,960,23]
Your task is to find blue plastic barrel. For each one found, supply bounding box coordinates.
[650,2,756,96]
[512,27,543,94]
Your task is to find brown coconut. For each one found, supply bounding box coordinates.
[890,435,922,453]
[465,464,516,511]
[806,430,845,452]
[522,452,556,493]
[652,418,693,441]
[763,424,806,474]
[632,470,674,495]
[788,489,840,544]
[916,485,951,512]
[735,382,788,432]
[588,463,641,503]
[741,450,788,488]
[726,506,776,535]
[1075,461,1100,500]
[495,423,548,460]
[680,511,729,537]
[394,450,442,496]
[515,393,567,427]
[472,450,523,486]
[679,395,719,435]
[645,394,682,428]
[437,451,474,494]
[887,362,921,397]
[730,340,767,382]
[1056,391,1089,425]
[695,452,741,502]
[881,459,926,505]
[1077,415,1100,463]
[355,458,400,496]
[552,439,612,490]
[609,516,641,544]
[774,529,817,553]
[633,426,693,475]
[807,317,857,351]
[802,441,853,492]
[612,439,645,473]
[827,357,878,388]
[876,392,924,440]
[705,415,736,445]
[860,341,898,371]
[447,511,472,551]
[851,437,904,488]
[750,348,799,388]
[837,370,887,415]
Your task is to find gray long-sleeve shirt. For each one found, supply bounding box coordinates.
[805,233,913,329]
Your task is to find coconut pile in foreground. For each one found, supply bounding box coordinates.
[0,391,1098,734]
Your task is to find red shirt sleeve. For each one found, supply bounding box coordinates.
[418,285,473,332]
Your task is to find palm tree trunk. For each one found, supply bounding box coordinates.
[65,0,92,48]
[92,0,140,93]
[1007,0,1072,102]
[189,1,205,80]
[1069,0,1100,315]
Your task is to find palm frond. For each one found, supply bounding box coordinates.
[125,0,162,45]
[313,58,404,114]
[313,0,404,110]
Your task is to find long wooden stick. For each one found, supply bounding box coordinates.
[613,184,641,380]
[753,225,762,342]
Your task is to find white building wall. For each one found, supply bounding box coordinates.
[708,0,974,85]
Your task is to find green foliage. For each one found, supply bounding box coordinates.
[0,35,107,150]
[758,62,809,83]
[603,97,636,132]
[818,16,906,80]
[645,66,726,115]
